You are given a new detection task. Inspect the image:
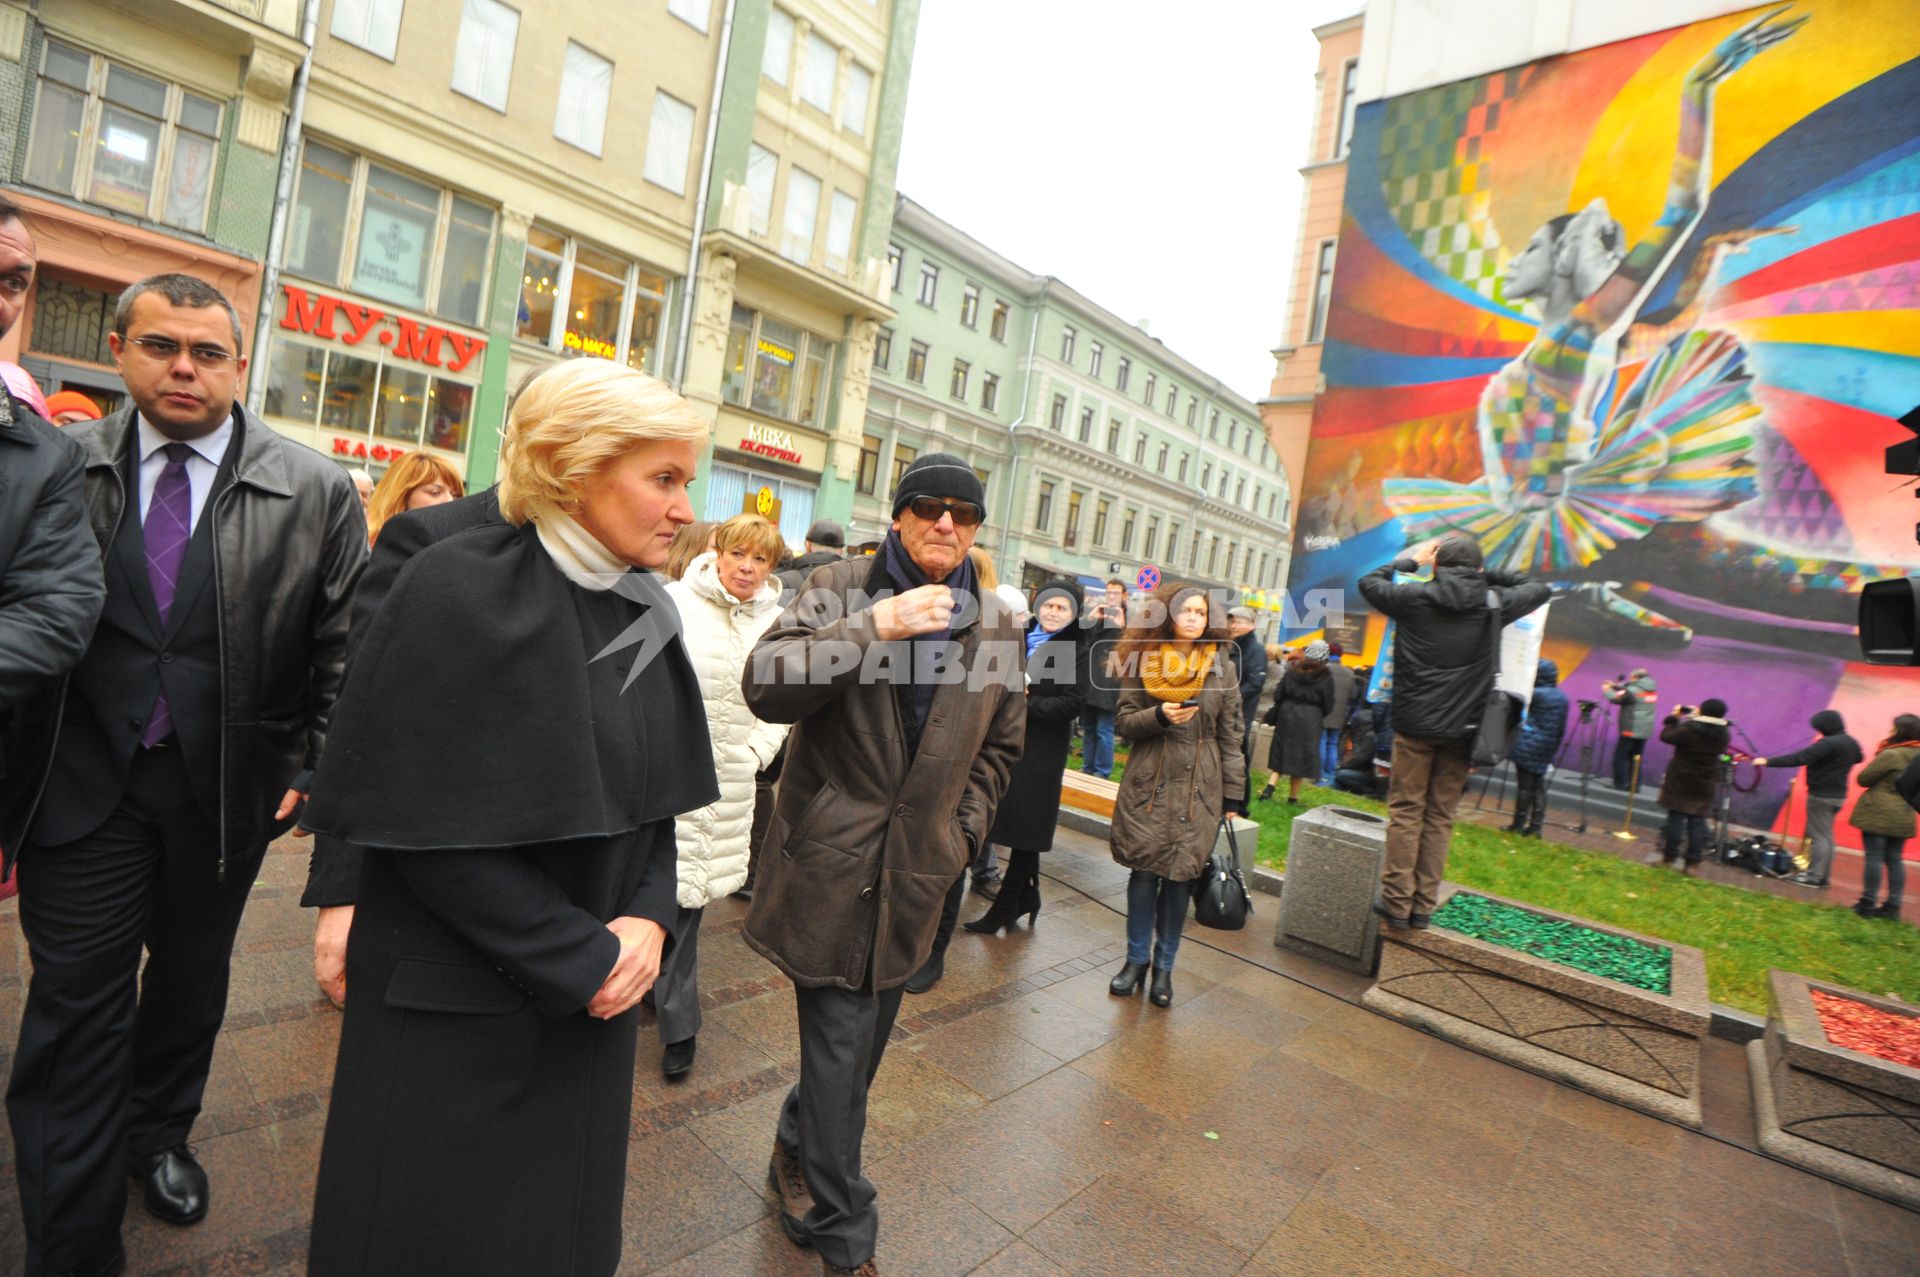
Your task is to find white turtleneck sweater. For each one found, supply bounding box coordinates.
[534,512,628,590]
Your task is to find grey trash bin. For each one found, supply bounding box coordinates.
[1274,806,1390,975]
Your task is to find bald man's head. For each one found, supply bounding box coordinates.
[0,195,36,343]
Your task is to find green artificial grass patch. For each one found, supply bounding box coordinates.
[1431,892,1672,994]
[1245,778,1920,1015]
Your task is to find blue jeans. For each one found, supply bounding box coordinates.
[1081,707,1115,778]
[1862,833,1907,907]
[1319,728,1342,783]
[1125,869,1188,971]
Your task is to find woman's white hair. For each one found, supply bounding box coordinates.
[496,359,709,525]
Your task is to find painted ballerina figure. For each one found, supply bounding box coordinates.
[1385,5,1806,638]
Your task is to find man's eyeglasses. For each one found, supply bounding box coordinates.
[125,336,238,369]
[906,497,985,527]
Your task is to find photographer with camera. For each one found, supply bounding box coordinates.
[1753,711,1862,888]
[1654,699,1731,873]
[1507,660,1569,837]
[1603,668,1659,791]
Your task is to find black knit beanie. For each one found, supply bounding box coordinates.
[892,452,987,518]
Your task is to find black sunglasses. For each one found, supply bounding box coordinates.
[906,497,985,527]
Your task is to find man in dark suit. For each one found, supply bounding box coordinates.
[0,196,108,867]
[5,274,364,1277]
[302,486,503,1004]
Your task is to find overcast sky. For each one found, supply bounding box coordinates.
[895,0,1365,403]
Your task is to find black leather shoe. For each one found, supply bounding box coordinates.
[131,1144,208,1225]
[1108,961,1147,996]
[1408,913,1432,930]
[1371,901,1411,931]
[663,1036,697,1081]
[1148,968,1173,1008]
[904,952,944,995]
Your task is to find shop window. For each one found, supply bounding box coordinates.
[264,330,476,456]
[288,140,497,328]
[452,0,518,110]
[842,62,873,135]
[24,41,223,234]
[643,91,695,194]
[29,276,116,366]
[719,304,838,428]
[333,0,405,58]
[763,7,794,84]
[704,464,815,544]
[516,224,671,371]
[554,41,612,156]
[746,144,778,236]
[857,434,881,494]
[782,167,821,264]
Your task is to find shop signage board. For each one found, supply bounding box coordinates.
[279,284,486,373]
[713,410,828,472]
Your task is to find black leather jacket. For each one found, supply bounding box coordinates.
[52,405,365,875]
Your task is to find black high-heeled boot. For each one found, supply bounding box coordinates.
[1148,968,1173,1008]
[1109,961,1147,996]
[965,855,1039,933]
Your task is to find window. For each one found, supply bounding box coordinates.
[781,166,821,263]
[24,41,225,234]
[960,283,980,329]
[1208,408,1219,438]
[801,32,836,112]
[1107,419,1121,452]
[263,329,478,456]
[906,340,928,384]
[825,191,857,271]
[1089,341,1104,378]
[873,327,891,370]
[1078,406,1094,443]
[1207,536,1218,573]
[1201,462,1212,489]
[642,91,695,193]
[1227,421,1236,449]
[1189,532,1200,569]
[1144,516,1159,560]
[718,305,836,426]
[1132,434,1145,465]
[950,359,970,399]
[452,0,518,110]
[1177,453,1188,483]
[1235,476,1246,504]
[1065,489,1084,548]
[917,261,939,306]
[1144,372,1155,404]
[1093,499,1110,547]
[1309,240,1337,342]
[1165,384,1177,415]
[841,63,873,135]
[1166,524,1179,564]
[517,227,670,370]
[1334,58,1360,160]
[554,41,612,155]
[1121,508,1136,554]
[287,141,498,327]
[667,0,709,31]
[981,372,1000,412]
[1186,399,1196,427]
[745,143,778,235]
[1116,357,1131,392]
[887,243,903,291]
[1259,552,1270,586]
[763,7,794,83]
[1060,325,1076,362]
[892,441,918,489]
[1049,393,1066,430]
[1156,442,1168,471]
[989,300,1009,342]
[1036,480,1054,531]
[1218,471,1229,498]
[857,434,881,494]
[332,0,404,59]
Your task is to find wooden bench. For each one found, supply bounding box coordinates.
[1059,771,1120,819]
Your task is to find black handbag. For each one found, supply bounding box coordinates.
[1470,589,1522,769]
[1192,818,1253,931]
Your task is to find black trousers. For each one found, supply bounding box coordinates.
[7,745,267,1276]
[1612,736,1646,789]
[1513,768,1548,830]
[774,981,906,1269]
[926,870,966,962]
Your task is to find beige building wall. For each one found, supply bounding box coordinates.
[1261,12,1362,530]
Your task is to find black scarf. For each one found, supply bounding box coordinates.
[880,528,977,753]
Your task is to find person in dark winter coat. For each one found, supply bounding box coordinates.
[1507,659,1569,837]
[773,518,843,595]
[1357,535,1549,928]
[1319,644,1356,783]
[1846,714,1920,919]
[1756,710,1862,888]
[1333,709,1383,797]
[1228,606,1269,757]
[1654,698,1731,871]
[1080,581,1126,778]
[966,580,1089,934]
[1260,640,1335,803]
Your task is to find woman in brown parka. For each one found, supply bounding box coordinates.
[1848,713,1920,919]
[1107,582,1246,1007]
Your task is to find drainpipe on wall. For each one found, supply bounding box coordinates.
[997,304,1043,558]
[672,0,740,389]
[245,0,318,416]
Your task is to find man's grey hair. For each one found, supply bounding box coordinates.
[0,192,22,226]
[115,273,243,353]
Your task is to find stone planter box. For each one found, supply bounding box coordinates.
[1748,971,1920,1211]
[1361,887,1712,1126]
[1274,806,1389,976]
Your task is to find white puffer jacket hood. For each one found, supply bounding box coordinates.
[664,551,789,907]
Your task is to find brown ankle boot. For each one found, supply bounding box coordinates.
[768,1136,814,1246]
[823,1261,879,1276]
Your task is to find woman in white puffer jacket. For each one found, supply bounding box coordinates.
[655,514,789,1081]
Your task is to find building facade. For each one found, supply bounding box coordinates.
[861,197,1293,632]
[0,0,303,414]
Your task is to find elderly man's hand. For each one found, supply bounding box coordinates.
[313,905,352,1008]
[587,916,666,1020]
[872,584,955,639]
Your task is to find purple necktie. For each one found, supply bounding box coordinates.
[141,443,194,748]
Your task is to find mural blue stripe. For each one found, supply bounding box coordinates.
[1320,341,1510,388]
[1750,342,1920,419]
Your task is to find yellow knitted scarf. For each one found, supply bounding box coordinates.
[1140,643,1216,703]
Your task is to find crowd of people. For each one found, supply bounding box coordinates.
[0,188,1914,1277]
